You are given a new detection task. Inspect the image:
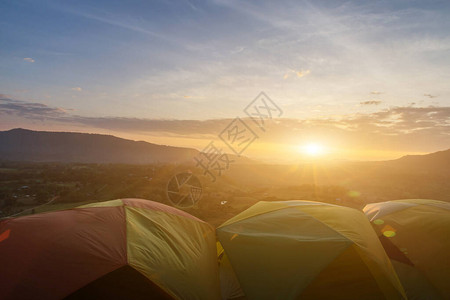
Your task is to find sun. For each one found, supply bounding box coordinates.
[301,143,325,156]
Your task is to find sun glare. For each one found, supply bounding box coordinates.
[301,143,325,156]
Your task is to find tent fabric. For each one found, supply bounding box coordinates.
[217,200,406,300]
[364,199,450,221]
[0,198,221,300]
[217,242,245,300]
[64,265,174,300]
[363,199,450,300]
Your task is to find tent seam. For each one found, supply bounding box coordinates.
[219,204,330,230]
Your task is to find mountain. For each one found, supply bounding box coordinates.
[222,148,450,204]
[0,128,199,164]
[388,149,450,172]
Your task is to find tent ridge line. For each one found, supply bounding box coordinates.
[218,202,328,229]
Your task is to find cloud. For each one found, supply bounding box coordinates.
[283,69,310,79]
[2,96,448,136]
[0,95,66,119]
[23,58,35,63]
[60,7,178,46]
[296,70,310,77]
[1,95,448,153]
[370,91,383,95]
[184,0,199,11]
[71,87,82,92]
[424,93,437,98]
[79,106,450,154]
[231,47,245,54]
[333,106,450,135]
[0,95,226,134]
[360,100,382,105]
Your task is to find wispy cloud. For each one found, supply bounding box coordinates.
[424,93,437,98]
[283,69,310,79]
[1,96,448,150]
[23,58,35,63]
[296,70,310,78]
[59,7,178,46]
[360,100,382,105]
[0,95,65,119]
[212,0,298,30]
[71,87,82,92]
[184,0,199,11]
[230,46,245,54]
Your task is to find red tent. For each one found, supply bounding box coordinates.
[0,198,220,300]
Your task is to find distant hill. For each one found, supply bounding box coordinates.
[388,149,450,172]
[0,128,199,164]
[224,148,450,204]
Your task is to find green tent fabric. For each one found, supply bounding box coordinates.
[0,198,221,300]
[217,200,406,300]
[364,199,450,300]
[217,242,245,300]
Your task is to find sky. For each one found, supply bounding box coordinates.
[1,0,449,161]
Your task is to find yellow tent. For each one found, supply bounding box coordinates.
[217,200,406,300]
[364,199,450,300]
